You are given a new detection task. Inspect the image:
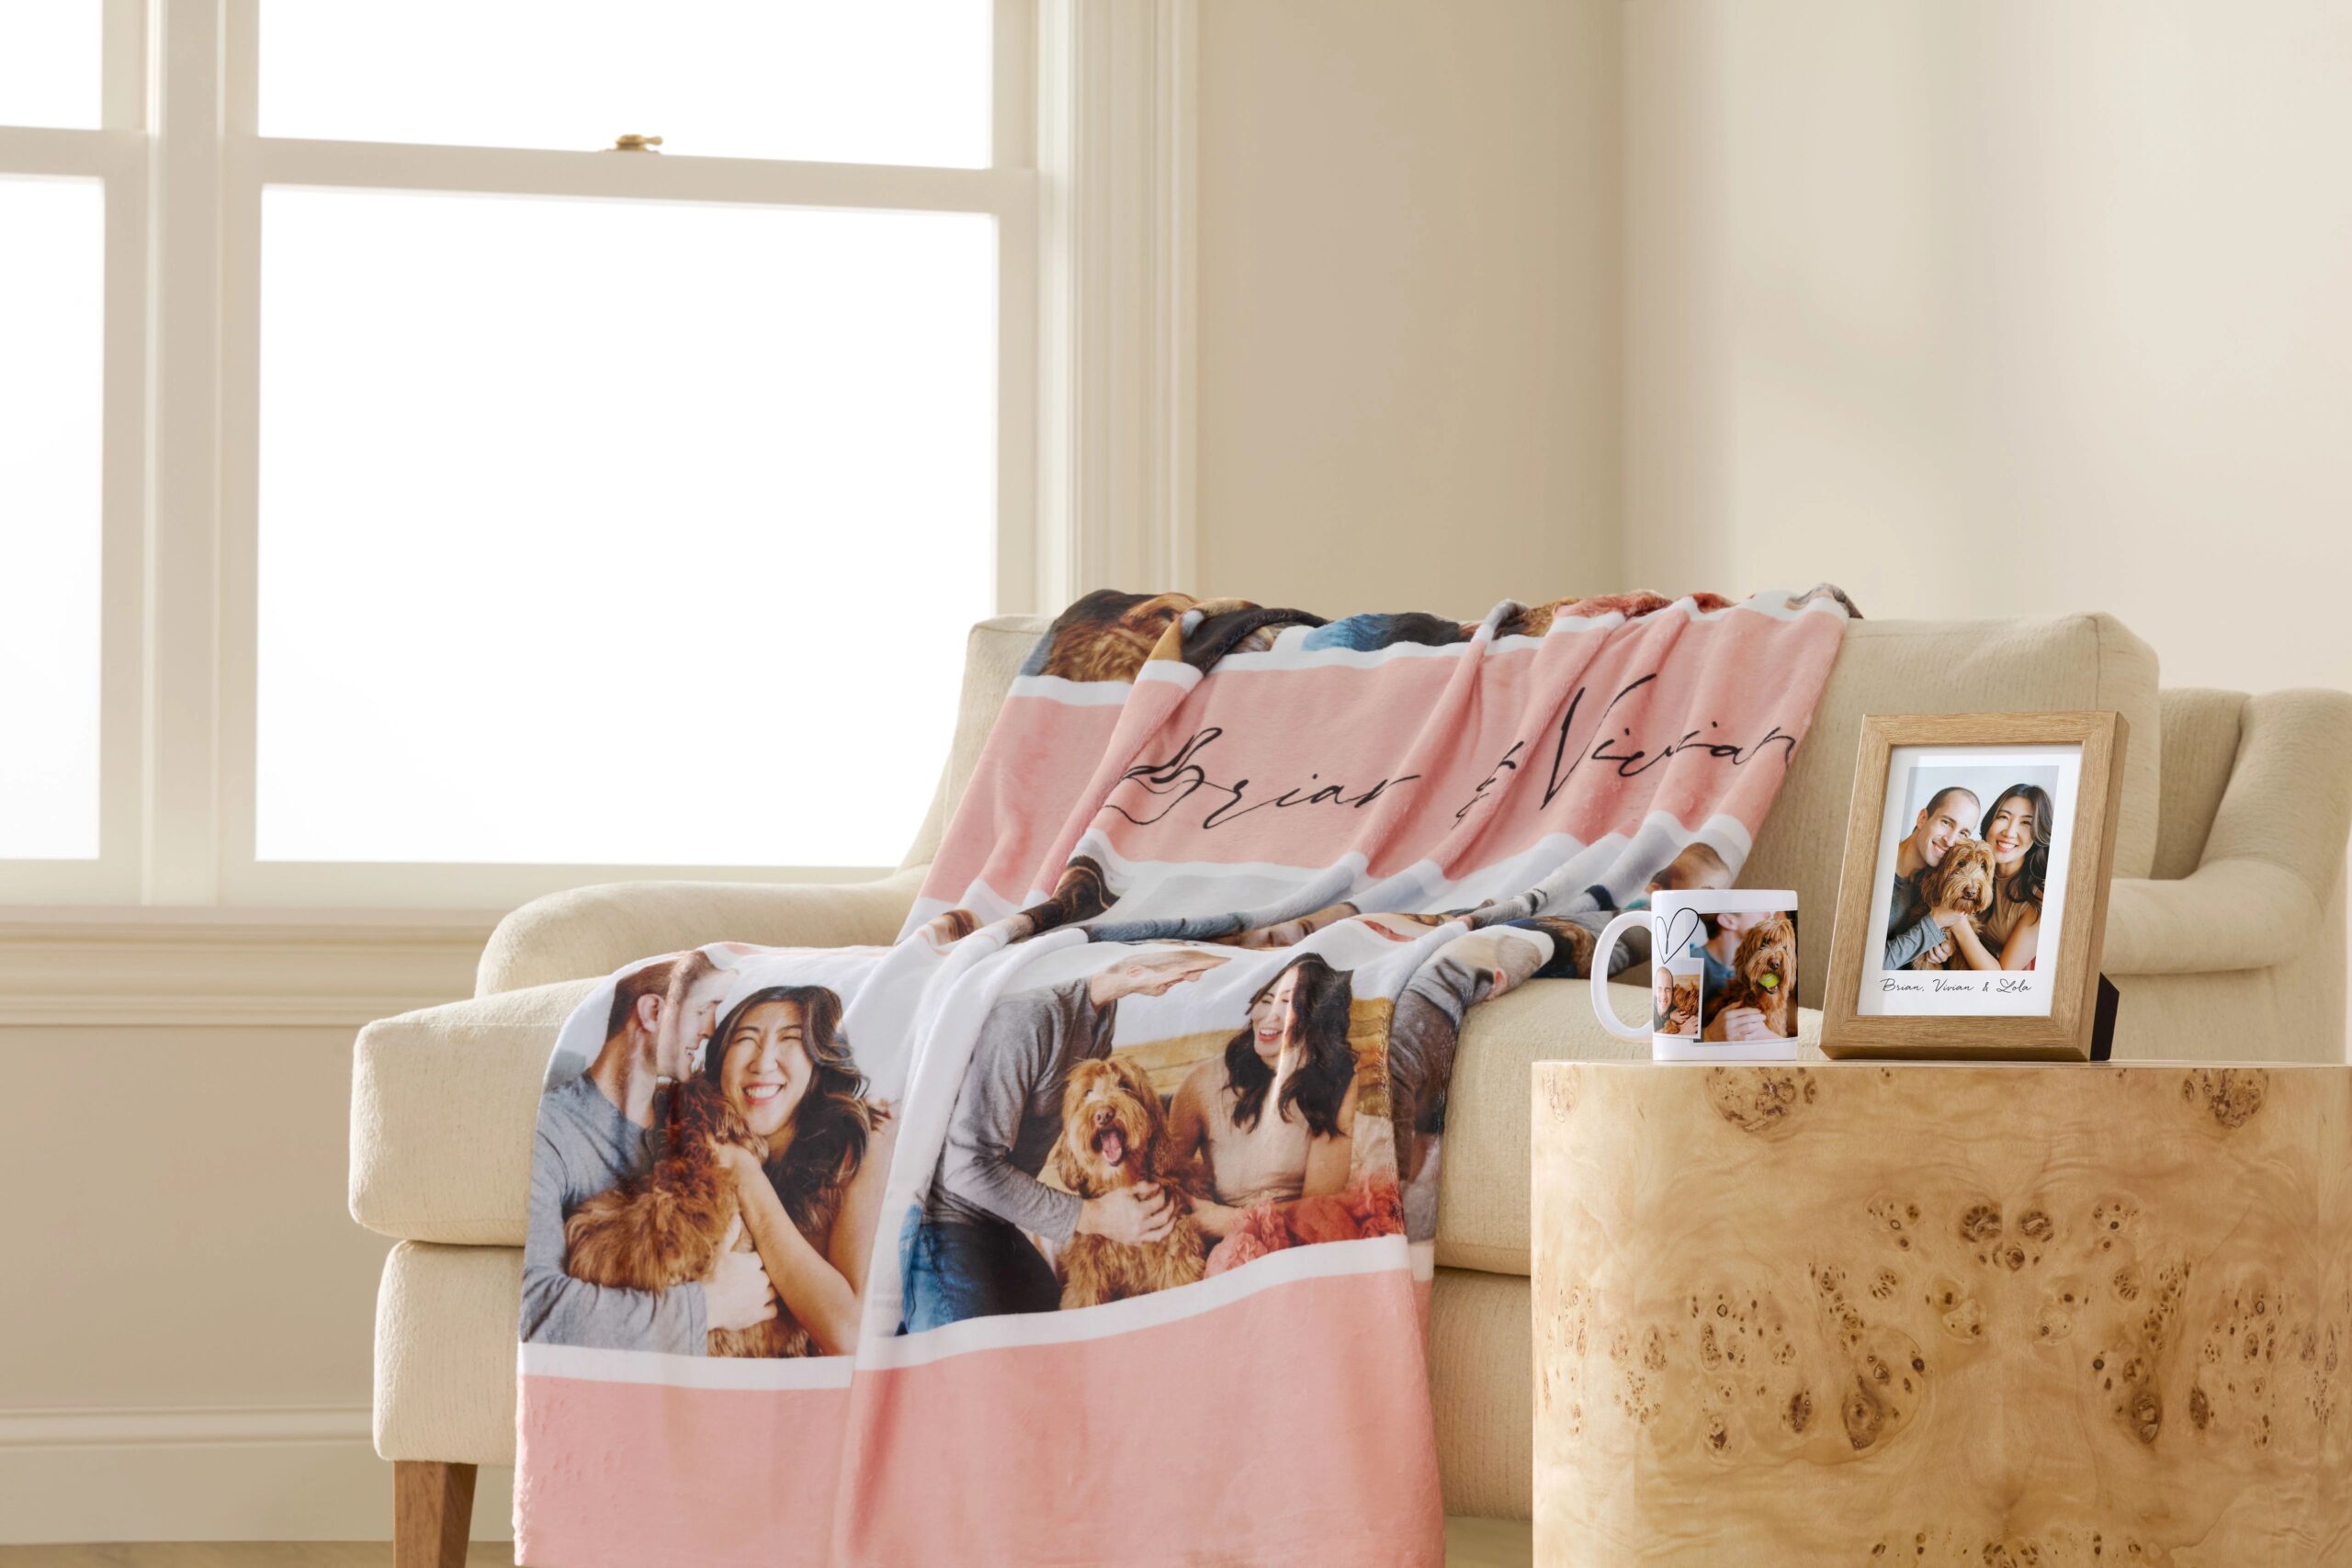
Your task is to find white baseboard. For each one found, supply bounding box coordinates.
[0,1406,512,1543]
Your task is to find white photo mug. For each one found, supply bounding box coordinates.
[1589,889,1802,1061]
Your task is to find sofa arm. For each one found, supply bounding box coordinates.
[475,865,927,996]
[2101,688,2352,976]
[352,980,594,1243]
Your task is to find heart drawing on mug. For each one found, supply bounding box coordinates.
[1589,888,1802,1061]
[1655,907,1706,965]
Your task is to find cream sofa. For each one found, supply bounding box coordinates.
[351,612,2352,1562]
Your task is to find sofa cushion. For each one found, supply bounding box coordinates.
[1428,1267,1533,1520]
[1743,614,2161,931]
[1435,978,1825,1278]
[375,1240,526,1466]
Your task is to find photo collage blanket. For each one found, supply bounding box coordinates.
[514,585,1852,1566]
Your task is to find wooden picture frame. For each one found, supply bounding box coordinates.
[1820,711,2127,1061]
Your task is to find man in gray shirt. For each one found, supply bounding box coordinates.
[519,952,775,1352]
[1883,785,1979,970]
[901,949,1225,1331]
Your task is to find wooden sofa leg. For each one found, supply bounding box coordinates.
[395,1459,478,1568]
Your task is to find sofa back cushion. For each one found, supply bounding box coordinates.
[906,610,2165,934]
[1742,614,2162,936]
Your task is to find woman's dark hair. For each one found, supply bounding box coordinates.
[702,986,870,1229]
[1981,784,2053,908]
[1223,954,1354,1138]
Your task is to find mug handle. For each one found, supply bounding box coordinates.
[1589,909,1652,1041]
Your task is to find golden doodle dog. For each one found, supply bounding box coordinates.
[1907,837,1996,971]
[1035,590,1197,682]
[1702,914,1798,1040]
[1049,1057,1208,1309]
[1657,975,1700,1037]
[562,1081,820,1359]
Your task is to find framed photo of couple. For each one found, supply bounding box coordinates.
[1821,711,2128,1061]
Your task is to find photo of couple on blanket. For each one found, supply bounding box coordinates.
[523,899,1562,1355]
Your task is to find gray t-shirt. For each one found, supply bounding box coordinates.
[519,1070,708,1353]
[1883,869,1946,969]
[927,977,1117,1242]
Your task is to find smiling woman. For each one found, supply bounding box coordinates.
[551,975,895,1360]
[1167,953,1360,1238]
[701,985,894,1358]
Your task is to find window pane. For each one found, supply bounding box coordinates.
[0,177,103,860]
[259,1,991,168]
[256,189,997,866]
[0,0,101,130]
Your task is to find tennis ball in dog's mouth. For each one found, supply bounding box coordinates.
[1758,975,1780,989]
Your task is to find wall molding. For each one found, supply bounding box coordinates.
[0,1404,514,1543]
[0,908,492,1026]
[1034,0,1199,606]
[0,1403,369,1450]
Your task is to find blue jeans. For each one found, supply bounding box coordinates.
[899,1213,1060,1333]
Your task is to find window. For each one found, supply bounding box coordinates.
[254,192,996,868]
[0,176,106,861]
[256,1,992,168]
[0,0,138,895]
[2,0,1042,906]
[0,2,103,130]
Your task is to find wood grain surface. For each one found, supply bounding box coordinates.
[1532,1063,2352,1566]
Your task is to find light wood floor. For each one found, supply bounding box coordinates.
[0,1551,514,1567]
[0,1551,516,1567]
[0,1518,1533,1567]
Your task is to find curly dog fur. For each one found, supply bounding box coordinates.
[1035,591,1196,682]
[1702,913,1798,1040]
[1908,837,1995,970]
[1659,975,1700,1036]
[1049,1056,1208,1309]
[561,1079,827,1358]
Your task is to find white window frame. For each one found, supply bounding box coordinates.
[1,0,1195,912]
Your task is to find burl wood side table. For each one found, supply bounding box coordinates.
[1532,1062,2352,1566]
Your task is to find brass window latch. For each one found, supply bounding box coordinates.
[605,134,663,153]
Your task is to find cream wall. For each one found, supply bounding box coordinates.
[0,940,502,1541]
[1621,0,2352,697]
[1619,0,2352,1057]
[1193,0,1623,613]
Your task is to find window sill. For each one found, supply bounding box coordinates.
[0,906,497,1027]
